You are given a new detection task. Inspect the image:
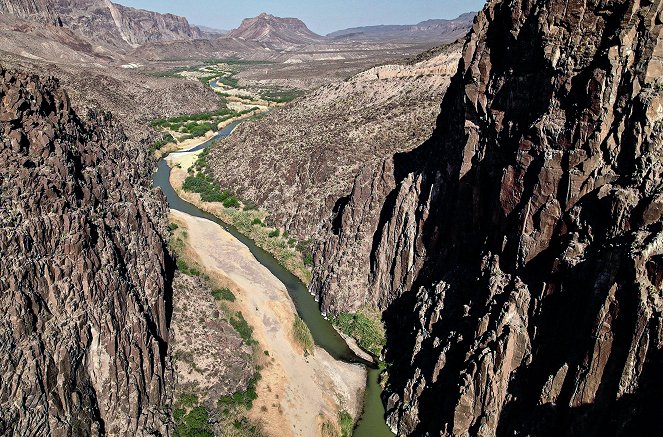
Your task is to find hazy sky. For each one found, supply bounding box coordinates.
[117,0,486,35]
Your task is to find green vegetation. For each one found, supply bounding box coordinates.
[176,258,202,277]
[297,240,314,266]
[338,410,354,437]
[151,106,236,132]
[251,218,263,226]
[268,229,280,238]
[211,287,236,302]
[331,310,386,357]
[217,371,261,410]
[303,253,313,267]
[182,172,241,206]
[168,223,179,232]
[230,312,257,345]
[173,394,214,437]
[293,316,314,356]
[178,393,199,409]
[149,133,176,154]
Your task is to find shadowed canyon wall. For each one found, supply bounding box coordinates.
[312,0,663,435]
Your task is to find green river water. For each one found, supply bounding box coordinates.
[152,122,394,437]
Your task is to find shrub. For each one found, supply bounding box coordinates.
[303,253,313,267]
[178,393,198,409]
[230,312,256,345]
[168,223,179,232]
[174,405,214,437]
[268,229,280,238]
[176,258,201,277]
[293,317,314,356]
[211,287,236,302]
[251,218,263,226]
[223,197,240,208]
[217,371,261,410]
[338,410,354,437]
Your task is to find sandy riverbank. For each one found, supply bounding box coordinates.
[169,210,366,437]
[165,149,313,284]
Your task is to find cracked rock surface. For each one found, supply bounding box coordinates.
[0,68,173,436]
[312,0,663,435]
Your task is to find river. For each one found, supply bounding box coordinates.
[152,120,393,437]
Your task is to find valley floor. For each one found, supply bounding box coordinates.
[169,209,366,436]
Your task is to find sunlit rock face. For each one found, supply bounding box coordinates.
[0,68,173,436]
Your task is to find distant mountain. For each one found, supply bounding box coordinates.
[328,12,476,42]
[227,12,323,47]
[0,0,203,49]
[196,25,229,36]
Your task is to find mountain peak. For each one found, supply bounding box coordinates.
[227,13,323,47]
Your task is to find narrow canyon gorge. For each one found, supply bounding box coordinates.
[0,0,661,435]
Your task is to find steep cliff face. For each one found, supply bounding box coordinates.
[0,69,173,435]
[0,0,59,24]
[314,0,663,435]
[0,0,202,49]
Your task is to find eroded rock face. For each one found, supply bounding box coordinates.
[0,69,172,436]
[228,12,323,47]
[0,0,202,48]
[314,0,663,435]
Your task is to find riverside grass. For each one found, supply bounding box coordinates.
[293,316,314,355]
[178,149,312,284]
[331,309,385,357]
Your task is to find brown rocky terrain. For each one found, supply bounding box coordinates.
[170,274,254,406]
[310,0,663,435]
[0,0,203,50]
[206,40,463,239]
[0,68,173,435]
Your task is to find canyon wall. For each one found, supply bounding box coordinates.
[0,0,202,48]
[0,69,173,435]
[314,0,663,435]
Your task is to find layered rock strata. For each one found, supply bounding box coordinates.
[315,0,663,435]
[0,0,202,49]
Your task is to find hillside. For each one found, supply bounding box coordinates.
[328,12,475,42]
[206,41,463,240]
[0,0,203,50]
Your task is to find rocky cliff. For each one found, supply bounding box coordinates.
[0,0,202,49]
[313,0,663,435]
[0,68,173,435]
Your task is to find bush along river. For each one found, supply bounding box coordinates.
[152,122,394,437]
